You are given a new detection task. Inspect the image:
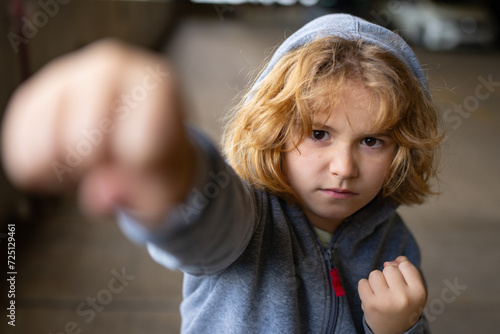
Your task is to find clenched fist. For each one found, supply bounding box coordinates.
[2,39,196,226]
[358,256,428,334]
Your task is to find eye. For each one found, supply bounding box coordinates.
[311,130,329,141]
[362,137,383,148]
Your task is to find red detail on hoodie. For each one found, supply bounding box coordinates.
[330,268,345,297]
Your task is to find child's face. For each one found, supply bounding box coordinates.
[282,81,397,233]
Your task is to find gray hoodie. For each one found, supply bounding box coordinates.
[118,14,430,334]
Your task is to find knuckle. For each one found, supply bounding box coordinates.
[413,286,428,304]
[396,294,411,309]
[382,264,397,274]
[397,255,409,262]
[361,297,377,312]
[77,41,130,79]
[358,278,367,287]
[399,260,414,270]
[369,269,382,280]
[85,38,129,59]
[376,298,393,313]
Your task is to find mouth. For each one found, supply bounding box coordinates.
[320,188,359,199]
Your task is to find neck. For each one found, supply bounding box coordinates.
[305,211,343,234]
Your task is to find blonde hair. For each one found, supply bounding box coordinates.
[222,36,442,205]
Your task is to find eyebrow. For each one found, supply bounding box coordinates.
[311,123,391,138]
[312,123,335,133]
[363,131,392,138]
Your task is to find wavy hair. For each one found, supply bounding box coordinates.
[222,36,442,205]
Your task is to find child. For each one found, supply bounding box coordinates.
[2,14,441,334]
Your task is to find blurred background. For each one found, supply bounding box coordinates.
[1,0,499,333]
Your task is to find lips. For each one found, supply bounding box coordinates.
[320,188,358,199]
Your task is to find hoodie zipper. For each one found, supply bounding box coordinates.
[310,221,349,334]
[324,248,338,333]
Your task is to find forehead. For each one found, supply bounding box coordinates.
[312,80,383,132]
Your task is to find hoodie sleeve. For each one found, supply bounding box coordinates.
[116,126,257,276]
[363,315,430,334]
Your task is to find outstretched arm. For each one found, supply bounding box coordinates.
[2,39,256,275]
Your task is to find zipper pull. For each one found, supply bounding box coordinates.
[329,268,345,297]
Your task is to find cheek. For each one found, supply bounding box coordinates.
[282,149,317,189]
[282,151,301,182]
[361,155,394,186]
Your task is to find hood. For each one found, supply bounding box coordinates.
[253,13,429,95]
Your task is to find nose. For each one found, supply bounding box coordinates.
[328,145,359,180]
